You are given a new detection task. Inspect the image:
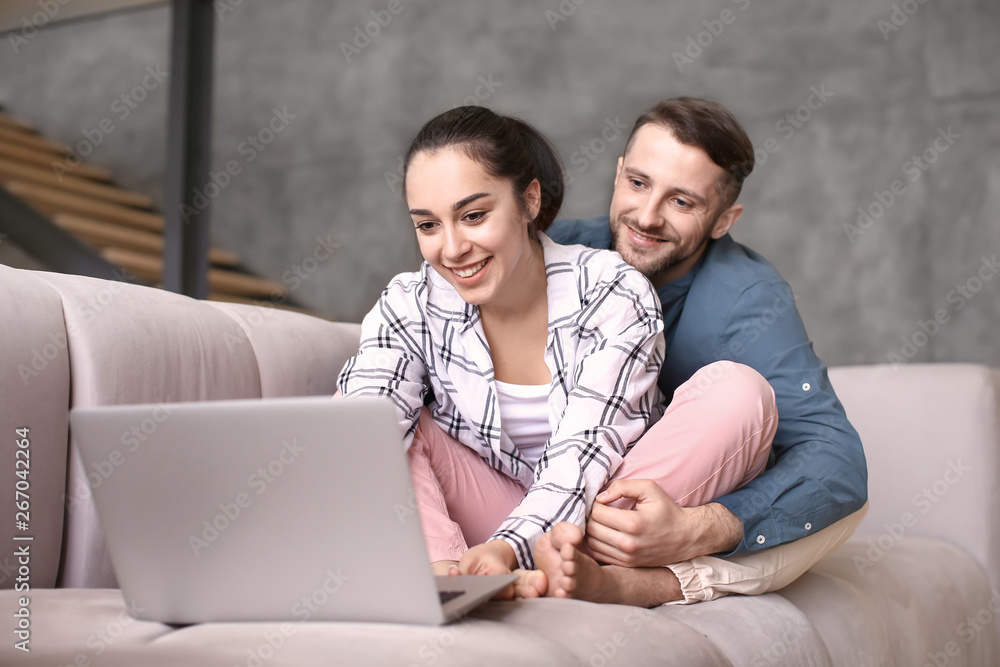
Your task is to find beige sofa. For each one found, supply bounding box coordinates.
[1,262,998,666]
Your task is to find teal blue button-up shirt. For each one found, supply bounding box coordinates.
[547,215,868,555]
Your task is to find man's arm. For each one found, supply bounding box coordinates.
[710,280,868,555]
[586,480,741,566]
[585,279,867,566]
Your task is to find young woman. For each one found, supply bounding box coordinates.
[337,106,773,598]
[337,105,665,576]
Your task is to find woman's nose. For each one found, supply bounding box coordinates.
[442,225,470,260]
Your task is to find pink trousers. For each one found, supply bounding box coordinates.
[408,361,778,563]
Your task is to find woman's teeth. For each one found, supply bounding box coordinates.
[453,259,488,278]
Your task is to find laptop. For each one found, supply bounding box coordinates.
[70,396,517,625]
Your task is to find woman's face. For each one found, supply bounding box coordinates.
[405,147,539,309]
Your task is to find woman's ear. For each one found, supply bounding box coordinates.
[523,179,542,221]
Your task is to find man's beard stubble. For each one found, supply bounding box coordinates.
[609,213,710,284]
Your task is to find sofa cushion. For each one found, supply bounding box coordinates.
[657,593,833,666]
[800,538,998,667]
[2,534,991,667]
[476,597,735,665]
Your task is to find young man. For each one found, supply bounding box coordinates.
[535,97,868,605]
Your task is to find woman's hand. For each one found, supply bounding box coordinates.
[459,540,520,600]
[458,539,518,575]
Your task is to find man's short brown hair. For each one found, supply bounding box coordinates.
[624,98,755,211]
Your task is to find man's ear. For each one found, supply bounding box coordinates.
[614,156,624,186]
[710,204,743,239]
[524,179,542,220]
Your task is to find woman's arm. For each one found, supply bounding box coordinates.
[337,277,430,447]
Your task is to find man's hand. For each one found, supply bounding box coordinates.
[458,539,518,575]
[585,479,743,567]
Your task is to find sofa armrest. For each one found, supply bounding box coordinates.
[0,265,70,589]
[829,363,1000,590]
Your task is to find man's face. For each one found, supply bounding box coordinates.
[609,124,742,287]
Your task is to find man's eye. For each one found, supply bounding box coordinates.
[630,179,644,189]
[674,198,690,208]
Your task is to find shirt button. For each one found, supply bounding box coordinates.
[802,382,811,391]
[756,535,766,545]
[805,523,812,531]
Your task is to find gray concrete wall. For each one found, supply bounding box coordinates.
[1,0,997,367]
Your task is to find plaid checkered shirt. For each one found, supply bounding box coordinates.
[338,234,665,568]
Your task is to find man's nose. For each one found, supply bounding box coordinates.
[635,197,663,229]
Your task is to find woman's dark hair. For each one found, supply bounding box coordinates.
[403,106,564,238]
[624,98,755,211]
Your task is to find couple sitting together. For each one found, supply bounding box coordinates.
[337,97,868,606]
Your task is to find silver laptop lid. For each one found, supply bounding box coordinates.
[71,396,447,625]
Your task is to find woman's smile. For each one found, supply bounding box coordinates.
[450,257,491,280]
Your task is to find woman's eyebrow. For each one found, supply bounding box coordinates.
[408,192,490,216]
[452,192,489,211]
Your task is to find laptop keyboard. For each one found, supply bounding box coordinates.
[439,590,464,604]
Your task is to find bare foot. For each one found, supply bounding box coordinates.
[512,568,548,599]
[534,523,617,602]
[431,560,459,576]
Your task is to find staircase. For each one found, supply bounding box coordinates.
[0,109,320,317]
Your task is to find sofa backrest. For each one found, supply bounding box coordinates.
[0,264,360,588]
[830,363,1000,593]
[4,262,998,593]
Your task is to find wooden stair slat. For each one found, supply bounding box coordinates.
[6,180,163,232]
[0,142,113,182]
[0,112,325,316]
[0,112,35,133]
[207,270,288,300]
[0,157,153,209]
[102,247,288,299]
[0,125,71,156]
[53,213,241,268]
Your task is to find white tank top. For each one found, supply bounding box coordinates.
[494,379,552,470]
